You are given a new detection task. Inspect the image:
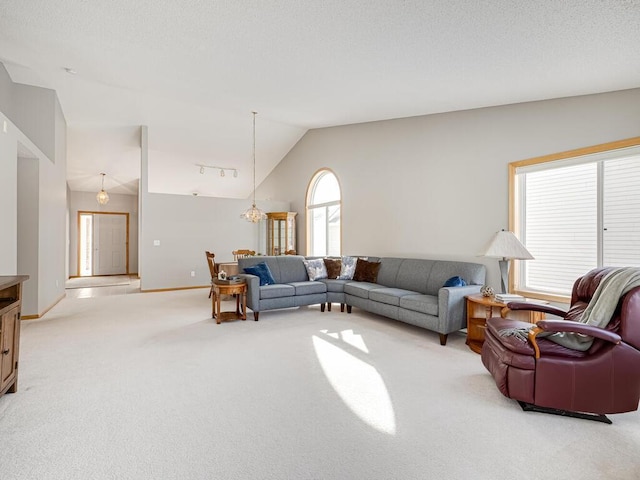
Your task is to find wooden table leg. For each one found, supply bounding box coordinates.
[241,290,247,320]
[216,290,222,324]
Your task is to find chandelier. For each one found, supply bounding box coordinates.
[240,111,267,223]
[96,173,109,205]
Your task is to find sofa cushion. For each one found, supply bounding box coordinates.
[243,262,276,286]
[426,260,486,295]
[338,256,357,280]
[400,294,439,316]
[289,281,327,296]
[344,282,379,299]
[260,284,296,299]
[320,279,350,293]
[369,288,416,306]
[303,258,328,281]
[323,258,342,279]
[276,255,311,283]
[353,258,381,283]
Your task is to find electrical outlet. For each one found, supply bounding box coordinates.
[190,271,195,277]
[153,240,160,246]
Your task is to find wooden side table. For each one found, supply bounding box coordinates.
[465,294,545,354]
[212,279,247,324]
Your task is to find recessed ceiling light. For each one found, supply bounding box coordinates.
[64,67,77,75]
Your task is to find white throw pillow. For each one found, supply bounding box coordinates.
[338,256,357,280]
[303,258,328,281]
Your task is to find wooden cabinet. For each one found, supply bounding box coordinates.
[0,276,28,397]
[266,212,297,256]
[465,294,545,354]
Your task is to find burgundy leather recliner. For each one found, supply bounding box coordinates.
[481,267,640,423]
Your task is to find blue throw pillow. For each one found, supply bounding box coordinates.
[443,276,467,287]
[243,262,276,286]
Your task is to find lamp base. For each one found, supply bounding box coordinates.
[498,259,509,294]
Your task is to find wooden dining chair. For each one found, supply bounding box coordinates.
[205,251,218,298]
[232,249,255,261]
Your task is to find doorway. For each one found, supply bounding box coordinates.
[77,211,129,277]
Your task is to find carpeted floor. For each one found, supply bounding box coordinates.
[2,289,639,480]
[65,275,132,289]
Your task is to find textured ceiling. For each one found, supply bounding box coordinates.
[1,1,639,197]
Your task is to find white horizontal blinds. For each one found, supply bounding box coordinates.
[522,162,598,295]
[603,157,640,266]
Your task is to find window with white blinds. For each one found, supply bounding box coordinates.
[513,143,640,298]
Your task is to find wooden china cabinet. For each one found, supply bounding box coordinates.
[266,212,297,256]
[0,275,28,398]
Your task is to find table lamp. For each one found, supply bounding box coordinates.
[480,230,534,293]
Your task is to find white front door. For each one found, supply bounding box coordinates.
[93,214,127,275]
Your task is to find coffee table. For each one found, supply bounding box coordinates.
[212,279,247,324]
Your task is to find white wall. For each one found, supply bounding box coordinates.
[36,96,67,312]
[68,191,139,276]
[17,157,39,314]
[139,193,287,291]
[139,125,289,291]
[11,84,56,161]
[0,112,18,274]
[257,88,640,291]
[0,62,68,317]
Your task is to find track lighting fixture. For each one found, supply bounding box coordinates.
[196,164,238,178]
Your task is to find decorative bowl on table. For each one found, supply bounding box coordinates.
[480,285,494,297]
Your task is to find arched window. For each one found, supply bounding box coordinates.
[307,169,341,256]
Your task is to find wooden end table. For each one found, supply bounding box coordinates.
[212,279,247,324]
[465,294,545,354]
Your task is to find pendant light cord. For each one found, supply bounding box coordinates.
[252,111,257,205]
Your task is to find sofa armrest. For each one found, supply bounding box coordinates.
[438,284,483,333]
[237,274,260,311]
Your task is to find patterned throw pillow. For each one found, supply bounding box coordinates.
[338,256,357,280]
[243,262,276,286]
[353,258,381,283]
[303,258,328,281]
[323,258,342,279]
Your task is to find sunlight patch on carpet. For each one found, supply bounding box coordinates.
[313,332,395,435]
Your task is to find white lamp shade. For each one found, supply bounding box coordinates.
[480,230,534,260]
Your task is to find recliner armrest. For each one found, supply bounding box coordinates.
[536,319,622,344]
[507,302,568,317]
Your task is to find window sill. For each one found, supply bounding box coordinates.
[512,288,570,305]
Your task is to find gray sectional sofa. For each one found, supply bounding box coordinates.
[238,255,486,345]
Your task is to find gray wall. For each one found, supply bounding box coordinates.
[68,191,140,276]
[257,88,640,291]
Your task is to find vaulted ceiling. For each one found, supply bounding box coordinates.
[1,1,639,197]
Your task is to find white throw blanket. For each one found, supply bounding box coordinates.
[500,267,640,351]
